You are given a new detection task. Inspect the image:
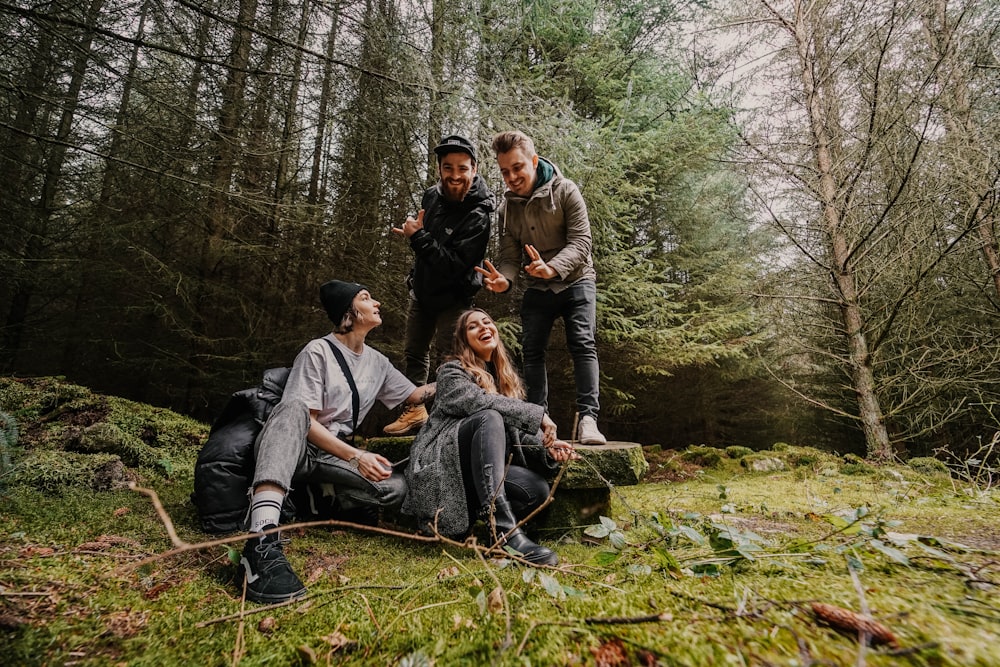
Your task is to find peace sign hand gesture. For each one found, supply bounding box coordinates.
[474,259,510,293]
[524,244,557,279]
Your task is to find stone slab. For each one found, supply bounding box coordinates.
[365,438,649,489]
[557,441,648,488]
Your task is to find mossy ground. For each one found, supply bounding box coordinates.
[1,377,998,666]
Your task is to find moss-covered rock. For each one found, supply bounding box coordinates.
[72,422,163,469]
[0,376,207,490]
[725,446,753,460]
[559,442,649,488]
[783,446,827,468]
[680,445,725,468]
[907,456,949,475]
[364,436,416,465]
[840,453,875,475]
[9,450,136,491]
[740,454,786,472]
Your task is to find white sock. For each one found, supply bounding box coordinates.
[249,490,284,533]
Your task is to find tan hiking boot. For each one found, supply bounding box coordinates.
[383,404,428,435]
[577,415,607,445]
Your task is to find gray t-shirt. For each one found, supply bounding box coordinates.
[283,334,415,437]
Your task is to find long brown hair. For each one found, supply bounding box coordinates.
[451,308,525,399]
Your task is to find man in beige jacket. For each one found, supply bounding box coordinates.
[476,131,606,445]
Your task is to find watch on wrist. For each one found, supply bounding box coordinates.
[349,453,362,470]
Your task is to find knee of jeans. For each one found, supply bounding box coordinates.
[564,321,597,350]
[278,396,307,414]
[378,474,407,510]
[472,409,503,432]
[507,476,549,509]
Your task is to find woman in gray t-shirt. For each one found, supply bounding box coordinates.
[238,280,434,605]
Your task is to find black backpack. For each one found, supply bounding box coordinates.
[192,339,362,534]
[191,368,295,534]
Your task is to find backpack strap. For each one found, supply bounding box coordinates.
[323,337,360,443]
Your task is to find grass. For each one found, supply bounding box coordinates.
[1,377,999,665]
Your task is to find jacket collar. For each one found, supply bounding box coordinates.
[504,157,562,207]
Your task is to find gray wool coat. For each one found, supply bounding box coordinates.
[402,360,555,537]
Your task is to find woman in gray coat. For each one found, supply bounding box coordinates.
[403,308,577,565]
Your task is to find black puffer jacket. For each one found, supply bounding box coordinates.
[408,174,494,312]
[191,368,291,534]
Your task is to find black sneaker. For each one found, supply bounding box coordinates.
[239,526,307,604]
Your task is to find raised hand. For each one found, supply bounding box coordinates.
[474,259,510,293]
[392,209,425,239]
[524,244,557,279]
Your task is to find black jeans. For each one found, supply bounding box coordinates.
[403,297,469,384]
[456,409,550,521]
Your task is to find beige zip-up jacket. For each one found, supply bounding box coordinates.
[497,158,597,293]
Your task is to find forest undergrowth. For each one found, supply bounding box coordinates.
[1,376,998,666]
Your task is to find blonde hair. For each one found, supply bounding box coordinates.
[451,309,525,399]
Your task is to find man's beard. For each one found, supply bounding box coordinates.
[443,180,472,201]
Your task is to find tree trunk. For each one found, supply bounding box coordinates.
[426,0,445,187]
[922,0,1000,300]
[273,0,312,220]
[2,0,106,371]
[308,0,343,207]
[186,0,259,408]
[790,0,893,460]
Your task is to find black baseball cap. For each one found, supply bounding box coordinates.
[433,135,476,162]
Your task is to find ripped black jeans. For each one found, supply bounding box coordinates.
[457,409,550,521]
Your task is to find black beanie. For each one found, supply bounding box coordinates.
[320,280,367,324]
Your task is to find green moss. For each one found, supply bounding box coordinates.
[680,445,725,468]
[840,453,875,475]
[783,445,830,468]
[724,445,753,459]
[9,450,126,490]
[4,378,1000,666]
[908,456,949,475]
[0,376,206,486]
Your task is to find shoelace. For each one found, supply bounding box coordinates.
[252,536,292,573]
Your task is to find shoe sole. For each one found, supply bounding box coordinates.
[244,582,308,605]
[382,423,426,435]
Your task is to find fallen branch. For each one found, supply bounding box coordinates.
[231,577,247,666]
[129,482,187,548]
[117,513,441,575]
[584,612,674,625]
[810,602,900,650]
[198,595,311,627]
[474,541,513,655]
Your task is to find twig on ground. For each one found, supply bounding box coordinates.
[197,595,311,627]
[668,590,737,614]
[848,558,870,666]
[583,612,674,624]
[474,542,513,659]
[231,577,247,667]
[129,482,188,549]
[357,591,381,633]
[117,514,440,575]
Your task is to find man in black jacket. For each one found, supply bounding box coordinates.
[385,135,494,435]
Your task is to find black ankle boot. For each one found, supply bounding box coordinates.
[483,497,558,566]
